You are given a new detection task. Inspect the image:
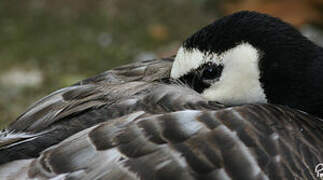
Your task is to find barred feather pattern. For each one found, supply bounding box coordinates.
[0,57,223,164]
[1,104,322,180]
[0,57,322,180]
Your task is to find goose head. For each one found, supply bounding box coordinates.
[171,11,323,117]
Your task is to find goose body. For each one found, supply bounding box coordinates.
[0,11,323,180]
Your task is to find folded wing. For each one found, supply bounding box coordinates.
[2,104,322,180]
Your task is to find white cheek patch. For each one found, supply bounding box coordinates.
[170,47,219,79]
[202,43,267,105]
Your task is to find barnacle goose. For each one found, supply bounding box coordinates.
[0,11,322,180]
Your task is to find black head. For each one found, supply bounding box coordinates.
[171,11,323,117]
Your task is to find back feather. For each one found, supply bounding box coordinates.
[0,57,322,180]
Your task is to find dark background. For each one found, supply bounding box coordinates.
[1,0,323,127]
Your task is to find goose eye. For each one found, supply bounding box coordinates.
[202,64,223,80]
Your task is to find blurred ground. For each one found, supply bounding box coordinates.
[0,0,323,128]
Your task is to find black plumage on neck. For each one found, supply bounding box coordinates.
[183,11,323,117]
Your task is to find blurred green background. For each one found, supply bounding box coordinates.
[1,0,323,128]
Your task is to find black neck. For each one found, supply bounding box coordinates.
[262,44,323,118]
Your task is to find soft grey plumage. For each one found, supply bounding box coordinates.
[1,11,323,180]
[0,57,322,180]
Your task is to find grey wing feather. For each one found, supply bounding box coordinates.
[0,57,226,164]
[2,104,321,180]
[0,56,322,180]
[9,57,173,133]
[0,58,174,164]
